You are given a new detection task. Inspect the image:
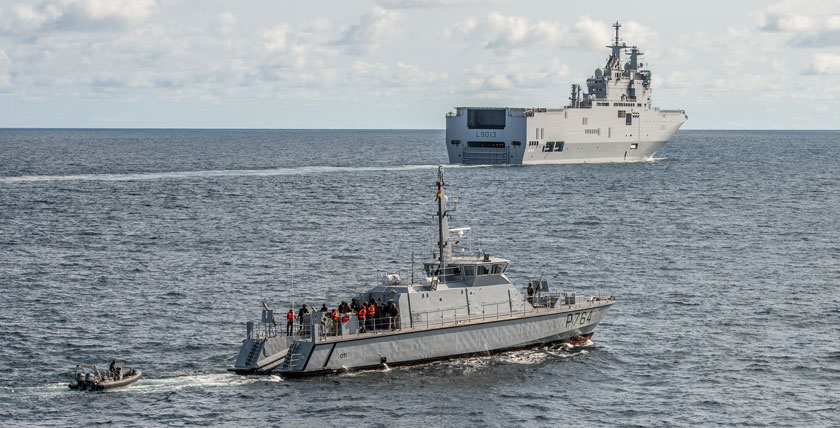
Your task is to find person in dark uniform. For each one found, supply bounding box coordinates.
[297,304,309,334]
[350,298,359,313]
[527,282,535,305]
[109,359,118,379]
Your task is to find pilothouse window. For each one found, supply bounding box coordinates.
[477,265,490,275]
[491,264,502,274]
[464,266,475,276]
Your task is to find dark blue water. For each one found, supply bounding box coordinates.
[1,129,838,427]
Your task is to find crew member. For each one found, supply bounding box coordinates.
[286,309,295,336]
[109,359,117,379]
[298,304,309,334]
[358,303,367,333]
[527,282,535,305]
[367,301,376,332]
[330,308,340,335]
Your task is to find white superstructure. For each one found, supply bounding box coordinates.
[446,22,687,165]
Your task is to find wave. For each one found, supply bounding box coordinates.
[0,164,488,184]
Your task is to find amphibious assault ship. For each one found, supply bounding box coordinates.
[446,22,687,165]
[232,167,614,377]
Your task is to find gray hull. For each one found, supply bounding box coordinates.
[247,301,612,377]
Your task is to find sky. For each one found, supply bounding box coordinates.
[1,0,839,129]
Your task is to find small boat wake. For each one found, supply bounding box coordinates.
[0,372,280,401]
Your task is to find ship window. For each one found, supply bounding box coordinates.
[467,109,506,129]
[477,265,490,275]
[556,141,565,152]
[450,139,461,145]
[464,266,474,276]
[543,141,555,152]
[626,115,632,125]
[511,141,521,146]
[491,264,502,274]
[582,117,588,125]
[618,110,626,118]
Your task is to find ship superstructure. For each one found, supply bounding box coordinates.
[232,167,614,377]
[445,22,687,165]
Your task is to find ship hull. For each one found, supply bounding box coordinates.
[271,302,612,377]
[445,107,686,165]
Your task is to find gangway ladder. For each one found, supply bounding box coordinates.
[279,342,304,371]
[244,340,264,367]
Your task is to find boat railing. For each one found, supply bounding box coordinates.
[305,295,616,342]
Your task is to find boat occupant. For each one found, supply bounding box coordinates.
[109,359,117,379]
[330,309,340,335]
[297,304,309,334]
[286,309,295,336]
[358,304,367,333]
[367,302,376,332]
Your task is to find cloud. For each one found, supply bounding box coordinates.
[0,48,10,88]
[757,1,840,47]
[0,0,156,33]
[378,0,504,8]
[331,6,399,54]
[804,53,840,74]
[449,13,654,53]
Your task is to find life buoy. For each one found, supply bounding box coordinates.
[341,316,350,323]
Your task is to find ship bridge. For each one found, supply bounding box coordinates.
[569,21,653,109]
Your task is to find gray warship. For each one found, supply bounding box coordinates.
[232,167,614,376]
[446,21,687,165]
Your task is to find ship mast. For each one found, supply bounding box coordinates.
[436,166,448,281]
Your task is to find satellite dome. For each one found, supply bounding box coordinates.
[594,68,603,78]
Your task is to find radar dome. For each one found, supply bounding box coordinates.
[594,68,603,78]
[624,62,630,70]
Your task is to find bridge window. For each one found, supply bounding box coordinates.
[477,265,490,275]
[464,266,474,276]
[491,264,503,274]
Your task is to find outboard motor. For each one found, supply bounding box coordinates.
[74,372,84,389]
[85,372,95,390]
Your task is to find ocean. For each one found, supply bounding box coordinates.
[1,129,838,427]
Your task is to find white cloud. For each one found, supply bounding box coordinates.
[448,13,654,53]
[758,1,840,46]
[0,48,10,88]
[332,6,399,54]
[378,0,504,9]
[0,0,156,33]
[262,25,289,52]
[805,53,840,74]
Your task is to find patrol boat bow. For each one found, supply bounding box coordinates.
[232,167,614,376]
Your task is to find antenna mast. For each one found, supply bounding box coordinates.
[436,166,447,280]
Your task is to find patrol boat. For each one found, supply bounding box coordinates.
[232,167,614,377]
[445,21,687,165]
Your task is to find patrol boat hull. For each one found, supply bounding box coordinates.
[232,166,616,377]
[279,303,611,377]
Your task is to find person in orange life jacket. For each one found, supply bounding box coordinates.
[358,303,367,333]
[367,302,376,331]
[286,309,295,336]
[330,308,340,335]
